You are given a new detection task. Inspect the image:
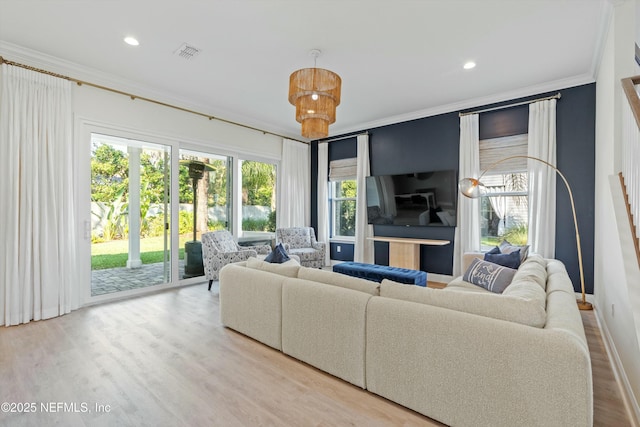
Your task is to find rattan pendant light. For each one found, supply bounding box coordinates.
[288,49,341,139]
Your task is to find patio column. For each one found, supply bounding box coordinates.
[127,146,142,269]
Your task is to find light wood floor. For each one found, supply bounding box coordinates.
[0,282,632,427]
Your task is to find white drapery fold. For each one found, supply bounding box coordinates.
[316,143,330,266]
[354,134,374,263]
[453,114,481,276]
[527,99,557,258]
[0,64,79,326]
[277,139,310,228]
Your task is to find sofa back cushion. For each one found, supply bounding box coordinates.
[278,227,312,249]
[246,256,300,277]
[381,279,546,328]
[511,254,547,290]
[545,259,577,295]
[298,267,380,295]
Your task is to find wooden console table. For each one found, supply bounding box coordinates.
[367,236,450,270]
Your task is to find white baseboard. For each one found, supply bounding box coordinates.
[594,306,640,427]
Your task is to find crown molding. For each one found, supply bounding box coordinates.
[330,72,596,137]
[0,41,303,141]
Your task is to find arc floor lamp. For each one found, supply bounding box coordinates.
[459,155,593,310]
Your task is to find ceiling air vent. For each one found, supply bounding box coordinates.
[174,43,201,60]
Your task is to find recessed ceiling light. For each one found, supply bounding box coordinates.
[124,37,139,46]
[464,61,476,70]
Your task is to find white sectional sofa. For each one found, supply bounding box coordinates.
[219,255,593,427]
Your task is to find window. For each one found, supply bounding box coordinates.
[479,134,529,250]
[240,159,277,237]
[330,179,357,239]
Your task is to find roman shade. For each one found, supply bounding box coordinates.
[329,158,357,181]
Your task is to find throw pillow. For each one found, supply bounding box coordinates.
[462,258,517,293]
[264,243,290,264]
[246,256,300,277]
[484,249,521,269]
[499,239,530,262]
[486,246,501,255]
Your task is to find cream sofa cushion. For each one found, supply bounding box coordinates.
[281,278,371,388]
[246,256,300,277]
[546,259,577,295]
[381,279,546,328]
[512,254,547,290]
[444,276,491,293]
[297,267,380,295]
[219,263,286,350]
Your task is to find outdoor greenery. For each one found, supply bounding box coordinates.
[481,223,528,248]
[91,235,187,270]
[335,180,357,236]
[91,142,277,269]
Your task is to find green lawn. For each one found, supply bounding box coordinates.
[91,235,190,270]
[481,237,502,247]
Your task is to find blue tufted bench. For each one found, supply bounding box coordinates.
[332,262,427,287]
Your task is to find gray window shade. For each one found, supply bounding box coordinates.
[329,158,357,181]
[479,134,528,174]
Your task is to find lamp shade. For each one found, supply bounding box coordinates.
[458,178,487,198]
[289,67,341,139]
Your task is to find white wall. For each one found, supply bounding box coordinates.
[594,0,640,420]
[74,84,283,159]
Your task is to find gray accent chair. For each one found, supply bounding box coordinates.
[275,227,326,268]
[202,230,272,290]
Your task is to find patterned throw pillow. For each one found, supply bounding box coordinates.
[463,258,517,293]
[264,243,290,264]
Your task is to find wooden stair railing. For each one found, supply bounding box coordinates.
[620,76,640,268]
[619,173,640,267]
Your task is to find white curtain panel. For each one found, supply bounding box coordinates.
[354,134,374,264]
[527,99,557,258]
[0,64,79,326]
[453,114,481,276]
[316,143,330,266]
[277,139,310,228]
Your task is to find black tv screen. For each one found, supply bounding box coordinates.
[365,170,458,227]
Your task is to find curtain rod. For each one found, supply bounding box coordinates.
[459,92,561,117]
[0,56,307,144]
[317,131,369,144]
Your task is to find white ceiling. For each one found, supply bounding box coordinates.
[0,0,609,141]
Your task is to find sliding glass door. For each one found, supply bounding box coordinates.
[179,149,232,278]
[90,133,172,296]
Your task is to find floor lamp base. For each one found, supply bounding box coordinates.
[577,300,593,311]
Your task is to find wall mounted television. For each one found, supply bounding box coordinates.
[365,169,458,227]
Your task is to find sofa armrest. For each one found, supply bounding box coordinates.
[462,251,484,272]
[312,241,325,251]
[241,245,272,255]
[221,249,257,260]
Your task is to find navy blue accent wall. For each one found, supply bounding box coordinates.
[330,242,355,261]
[311,84,595,293]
